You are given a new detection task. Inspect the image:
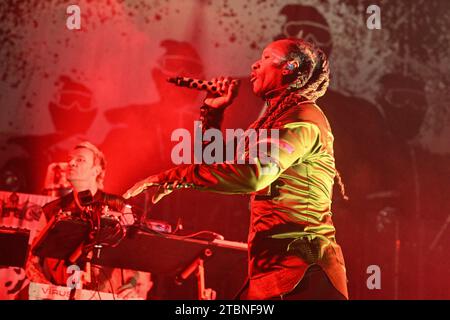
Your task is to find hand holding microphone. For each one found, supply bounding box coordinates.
[167,76,240,109]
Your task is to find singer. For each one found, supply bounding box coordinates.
[124,38,349,300]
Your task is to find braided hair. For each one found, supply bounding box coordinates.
[250,39,330,130]
[249,38,348,200]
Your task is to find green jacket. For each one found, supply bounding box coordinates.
[158,99,348,299]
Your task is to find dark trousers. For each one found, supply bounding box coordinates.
[237,265,347,300]
[277,265,346,300]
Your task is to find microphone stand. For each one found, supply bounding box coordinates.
[429,213,450,251]
[175,248,216,300]
[66,203,102,300]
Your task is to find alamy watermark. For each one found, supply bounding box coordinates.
[366,5,382,30]
[171,121,280,172]
[66,264,82,289]
[66,5,81,30]
[366,264,381,290]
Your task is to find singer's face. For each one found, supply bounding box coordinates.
[251,41,289,97]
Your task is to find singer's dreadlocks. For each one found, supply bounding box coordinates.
[250,39,329,130]
[249,38,348,200]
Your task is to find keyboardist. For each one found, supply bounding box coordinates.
[16,141,153,300]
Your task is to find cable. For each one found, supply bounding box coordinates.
[136,224,224,241]
[88,266,99,300]
[91,265,116,300]
[172,217,183,234]
[170,230,225,241]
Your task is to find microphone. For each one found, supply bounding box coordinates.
[146,182,195,191]
[167,76,240,94]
